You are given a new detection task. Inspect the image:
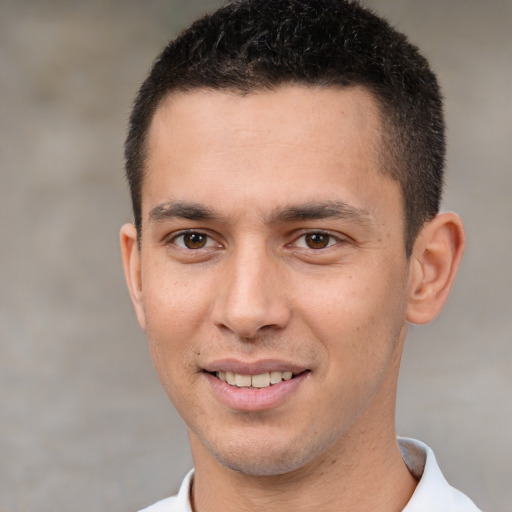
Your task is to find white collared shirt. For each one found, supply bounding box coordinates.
[399,438,481,511]
[138,438,481,512]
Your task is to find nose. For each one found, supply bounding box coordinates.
[211,245,291,339]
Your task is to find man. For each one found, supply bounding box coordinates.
[120,1,481,510]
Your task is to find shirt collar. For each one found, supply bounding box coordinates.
[399,437,480,511]
[175,439,479,512]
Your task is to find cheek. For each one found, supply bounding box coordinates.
[141,268,212,387]
[142,260,212,333]
[296,264,407,357]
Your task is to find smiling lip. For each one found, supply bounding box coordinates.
[203,359,308,375]
[203,359,310,412]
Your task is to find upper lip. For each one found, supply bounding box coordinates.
[203,359,309,375]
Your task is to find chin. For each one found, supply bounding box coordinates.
[216,450,310,477]
[199,429,334,477]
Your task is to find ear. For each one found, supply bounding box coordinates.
[120,223,146,331]
[406,212,465,324]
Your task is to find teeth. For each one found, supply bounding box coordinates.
[216,370,296,388]
[270,371,282,384]
[235,373,252,387]
[251,373,270,388]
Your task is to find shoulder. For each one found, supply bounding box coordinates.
[399,438,482,512]
[138,496,180,512]
[137,470,194,512]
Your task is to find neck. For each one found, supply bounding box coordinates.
[190,419,417,512]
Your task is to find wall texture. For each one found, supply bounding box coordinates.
[1,1,510,511]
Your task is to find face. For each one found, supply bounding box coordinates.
[124,86,415,476]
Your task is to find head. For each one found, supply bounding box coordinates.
[125,0,445,257]
[120,0,464,481]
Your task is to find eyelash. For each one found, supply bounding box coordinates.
[291,231,341,250]
[165,230,220,250]
[164,229,344,252]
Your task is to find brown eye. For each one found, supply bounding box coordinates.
[305,233,331,249]
[182,232,208,249]
[171,232,212,250]
[168,230,221,256]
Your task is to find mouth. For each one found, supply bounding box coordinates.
[213,370,300,389]
[204,364,310,410]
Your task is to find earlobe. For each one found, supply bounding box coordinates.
[406,212,465,325]
[120,223,146,330]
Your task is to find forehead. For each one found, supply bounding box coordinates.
[147,85,383,162]
[143,85,398,224]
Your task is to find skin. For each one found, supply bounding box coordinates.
[121,86,465,512]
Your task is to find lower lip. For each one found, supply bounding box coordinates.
[204,372,309,412]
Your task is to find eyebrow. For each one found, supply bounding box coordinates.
[267,201,373,226]
[148,201,222,223]
[147,199,373,227]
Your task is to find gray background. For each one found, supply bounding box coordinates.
[0,1,510,511]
